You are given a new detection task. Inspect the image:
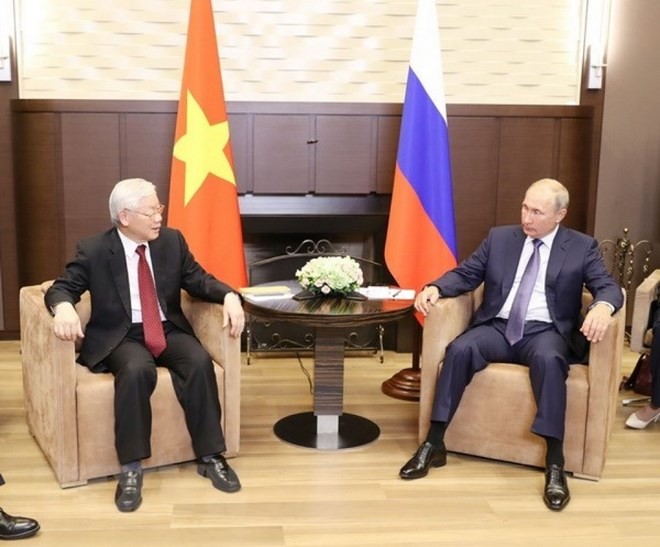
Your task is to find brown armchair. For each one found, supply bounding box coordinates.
[630,269,659,355]
[418,285,625,481]
[19,283,241,488]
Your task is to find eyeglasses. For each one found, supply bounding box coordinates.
[125,204,165,220]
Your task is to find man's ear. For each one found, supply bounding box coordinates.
[556,207,567,224]
[117,210,130,227]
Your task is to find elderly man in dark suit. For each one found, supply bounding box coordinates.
[0,475,40,540]
[399,178,623,511]
[45,178,245,512]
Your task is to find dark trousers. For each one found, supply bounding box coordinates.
[431,319,573,441]
[651,306,660,407]
[103,322,226,465]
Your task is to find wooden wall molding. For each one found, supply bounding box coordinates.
[8,99,596,333]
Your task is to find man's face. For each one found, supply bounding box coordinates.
[520,185,567,239]
[118,192,163,243]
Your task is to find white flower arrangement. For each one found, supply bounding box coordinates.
[295,256,364,296]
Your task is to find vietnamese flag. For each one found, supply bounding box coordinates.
[384,0,457,323]
[168,0,247,289]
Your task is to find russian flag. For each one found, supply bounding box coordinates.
[384,0,457,315]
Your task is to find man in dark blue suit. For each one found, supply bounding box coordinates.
[399,179,623,511]
[45,178,245,512]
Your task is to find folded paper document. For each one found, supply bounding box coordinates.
[240,285,292,296]
[357,286,415,300]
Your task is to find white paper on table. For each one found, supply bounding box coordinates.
[243,293,294,302]
[357,286,416,300]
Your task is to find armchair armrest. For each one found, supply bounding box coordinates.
[19,285,82,486]
[181,294,230,365]
[418,292,475,440]
[630,269,660,353]
[581,289,626,478]
[181,292,241,454]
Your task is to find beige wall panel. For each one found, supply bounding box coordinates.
[16,0,584,105]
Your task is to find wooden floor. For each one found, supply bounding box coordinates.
[1,340,659,546]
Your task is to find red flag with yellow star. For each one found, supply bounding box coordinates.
[168,0,247,289]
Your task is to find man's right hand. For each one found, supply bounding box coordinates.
[52,302,84,341]
[414,285,441,316]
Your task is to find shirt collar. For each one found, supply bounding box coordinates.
[117,228,147,258]
[526,224,559,250]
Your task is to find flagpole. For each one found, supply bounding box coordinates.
[381,321,421,401]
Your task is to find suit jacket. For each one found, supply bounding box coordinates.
[45,226,236,370]
[431,225,623,359]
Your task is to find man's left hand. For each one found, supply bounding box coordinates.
[580,303,613,343]
[222,292,245,338]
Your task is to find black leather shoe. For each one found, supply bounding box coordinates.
[399,441,447,480]
[197,455,241,493]
[543,464,571,511]
[0,508,40,540]
[115,469,143,512]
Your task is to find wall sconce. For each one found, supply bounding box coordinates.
[0,0,12,83]
[587,44,605,90]
[584,0,611,90]
[0,35,11,82]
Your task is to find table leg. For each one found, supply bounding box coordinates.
[314,326,345,418]
[273,326,380,449]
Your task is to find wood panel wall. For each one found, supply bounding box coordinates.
[0,58,19,336]
[6,99,596,335]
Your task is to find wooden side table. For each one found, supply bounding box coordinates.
[243,280,413,449]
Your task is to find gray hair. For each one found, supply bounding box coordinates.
[528,178,570,211]
[108,178,157,226]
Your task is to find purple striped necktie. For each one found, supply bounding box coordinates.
[505,239,543,345]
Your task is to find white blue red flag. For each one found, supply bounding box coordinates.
[384,0,457,317]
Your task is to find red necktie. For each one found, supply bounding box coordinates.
[136,244,166,357]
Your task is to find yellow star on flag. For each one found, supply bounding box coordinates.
[173,90,235,205]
